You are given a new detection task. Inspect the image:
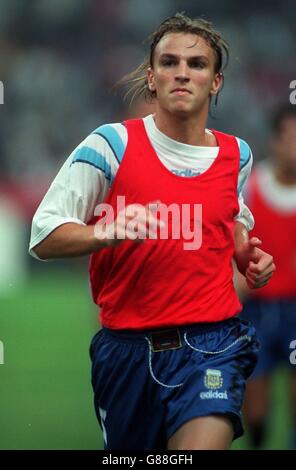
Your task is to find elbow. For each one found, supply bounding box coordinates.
[32,240,52,260]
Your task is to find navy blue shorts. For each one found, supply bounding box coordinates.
[241,298,296,378]
[90,317,259,450]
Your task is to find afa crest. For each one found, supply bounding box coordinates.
[204,369,223,390]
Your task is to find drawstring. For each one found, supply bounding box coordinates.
[144,332,252,388]
[184,332,251,355]
[145,337,183,388]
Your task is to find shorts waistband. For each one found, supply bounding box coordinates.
[101,317,240,344]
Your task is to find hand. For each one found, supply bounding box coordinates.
[244,237,276,289]
[94,202,164,247]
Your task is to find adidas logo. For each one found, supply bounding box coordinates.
[200,390,228,400]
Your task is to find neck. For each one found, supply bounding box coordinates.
[153,105,214,146]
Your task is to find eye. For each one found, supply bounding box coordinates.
[189,61,206,69]
[161,59,177,67]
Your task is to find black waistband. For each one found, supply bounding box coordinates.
[101,317,240,344]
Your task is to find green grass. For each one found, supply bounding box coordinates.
[0,271,292,449]
[0,272,103,449]
[231,369,292,450]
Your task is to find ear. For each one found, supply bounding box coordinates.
[147,67,156,92]
[210,72,223,96]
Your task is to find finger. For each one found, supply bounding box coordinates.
[246,262,261,275]
[248,237,262,248]
[135,216,165,236]
[122,212,160,230]
[145,208,166,229]
[256,256,274,272]
[248,257,274,274]
[256,263,276,278]
[246,268,273,283]
[132,207,164,226]
[255,273,273,286]
[245,270,258,282]
[246,267,273,284]
[253,279,270,289]
[115,217,148,239]
[125,225,147,240]
[246,277,269,289]
[125,204,148,220]
[146,214,165,230]
[248,272,274,289]
[127,213,152,228]
[247,267,274,283]
[122,204,165,232]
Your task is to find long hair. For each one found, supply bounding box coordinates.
[117,12,229,106]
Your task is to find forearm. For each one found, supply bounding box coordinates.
[33,223,107,260]
[234,222,249,252]
[233,221,250,275]
[232,222,275,289]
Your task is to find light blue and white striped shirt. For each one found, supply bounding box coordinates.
[29,114,254,257]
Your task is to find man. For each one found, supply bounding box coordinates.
[29,13,275,450]
[241,105,296,449]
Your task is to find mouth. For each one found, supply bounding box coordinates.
[171,88,191,95]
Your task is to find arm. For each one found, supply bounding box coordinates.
[234,139,254,231]
[30,148,161,260]
[233,139,275,288]
[29,126,120,260]
[233,221,275,289]
[33,223,106,259]
[34,205,161,260]
[29,126,160,260]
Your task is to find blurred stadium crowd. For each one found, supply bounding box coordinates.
[0,0,295,183]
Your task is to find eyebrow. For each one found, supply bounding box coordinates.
[159,53,209,61]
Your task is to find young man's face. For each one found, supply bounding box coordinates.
[147,32,222,117]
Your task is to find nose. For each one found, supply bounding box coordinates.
[175,61,190,82]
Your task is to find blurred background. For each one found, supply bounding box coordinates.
[0,0,295,450]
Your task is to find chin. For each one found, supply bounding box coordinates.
[170,105,195,117]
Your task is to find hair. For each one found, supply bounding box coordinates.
[117,12,229,106]
[271,104,296,134]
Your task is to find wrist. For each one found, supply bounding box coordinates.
[92,223,119,249]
